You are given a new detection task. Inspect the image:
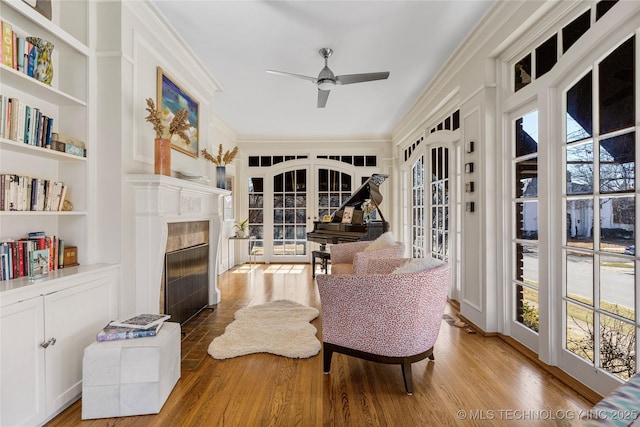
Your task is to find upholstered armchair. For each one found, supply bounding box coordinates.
[329,234,405,275]
[316,258,450,394]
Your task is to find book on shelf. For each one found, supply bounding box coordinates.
[109,313,170,329]
[57,238,64,269]
[2,95,10,139]
[96,322,163,342]
[0,252,9,281]
[51,132,86,157]
[0,95,58,149]
[28,248,49,280]
[0,174,66,212]
[2,21,13,68]
[26,40,36,77]
[0,232,66,281]
[16,36,24,72]
[0,95,7,138]
[9,98,19,141]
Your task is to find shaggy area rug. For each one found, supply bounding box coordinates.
[208,299,321,359]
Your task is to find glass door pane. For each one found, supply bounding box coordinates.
[513,110,539,334]
[273,169,308,260]
[431,147,449,261]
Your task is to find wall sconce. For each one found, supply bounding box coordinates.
[465,182,475,193]
[465,202,475,212]
[465,141,475,153]
[465,162,474,173]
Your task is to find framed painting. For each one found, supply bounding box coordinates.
[157,67,199,158]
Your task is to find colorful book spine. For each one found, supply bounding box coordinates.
[23,40,32,74]
[24,105,31,144]
[45,117,53,148]
[2,21,13,68]
[0,95,6,139]
[8,98,19,140]
[27,41,36,77]
[16,37,24,72]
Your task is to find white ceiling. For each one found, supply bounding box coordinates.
[151,0,495,138]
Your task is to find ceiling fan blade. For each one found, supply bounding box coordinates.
[336,72,390,85]
[317,89,330,108]
[266,70,317,83]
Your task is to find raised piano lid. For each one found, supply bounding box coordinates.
[331,173,388,225]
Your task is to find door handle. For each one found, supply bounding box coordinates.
[40,337,56,348]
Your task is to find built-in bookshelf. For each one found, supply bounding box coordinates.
[0,0,92,271]
[0,3,117,426]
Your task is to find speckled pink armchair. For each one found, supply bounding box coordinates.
[329,240,405,275]
[316,258,450,394]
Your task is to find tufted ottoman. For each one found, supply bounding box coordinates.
[81,321,181,419]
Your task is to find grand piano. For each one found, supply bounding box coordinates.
[307,174,389,250]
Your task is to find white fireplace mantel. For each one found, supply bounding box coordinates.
[126,174,230,314]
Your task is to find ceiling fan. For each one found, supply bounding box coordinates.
[266,48,390,108]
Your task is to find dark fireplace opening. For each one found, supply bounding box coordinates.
[164,243,209,325]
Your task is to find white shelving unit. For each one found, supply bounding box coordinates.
[0,0,92,265]
[0,3,117,425]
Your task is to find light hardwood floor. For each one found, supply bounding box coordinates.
[48,263,595,426]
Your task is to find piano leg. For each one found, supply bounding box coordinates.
[312,254,317,278]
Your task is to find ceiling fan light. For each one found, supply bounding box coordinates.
[317,79,335,91]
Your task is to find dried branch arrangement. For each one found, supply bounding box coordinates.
[202,144,239,166]
[145,98,191,143]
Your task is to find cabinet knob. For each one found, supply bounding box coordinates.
[40,337,56,348]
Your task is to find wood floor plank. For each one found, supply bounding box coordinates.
[46,263,593,426]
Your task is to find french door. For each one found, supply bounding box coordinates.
[266,167,310,263]
[250,162,358,263]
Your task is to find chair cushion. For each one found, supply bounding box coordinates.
[364,232,396,252]
[330,263,354,275]
[391,257,445,274]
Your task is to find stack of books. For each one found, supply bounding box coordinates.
[96,313,170,342]
[0,231,64,281]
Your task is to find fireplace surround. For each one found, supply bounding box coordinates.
[127,174,229,314]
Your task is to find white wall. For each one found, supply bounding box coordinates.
[210,113,238,271]
[95,0,223,317]
[391,1,559,333]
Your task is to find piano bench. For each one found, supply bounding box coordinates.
[312,250,331,278]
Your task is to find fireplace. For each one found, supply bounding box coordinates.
[164,243,209,324]
[127,174,229,314]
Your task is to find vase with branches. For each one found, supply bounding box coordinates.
[202,144,239,188]
[201,144,239,166]
[145,98,191,176]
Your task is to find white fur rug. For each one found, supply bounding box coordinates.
[208,299,321,359]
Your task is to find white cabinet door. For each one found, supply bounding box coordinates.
[43,276,115,416]
[0,297,46,427]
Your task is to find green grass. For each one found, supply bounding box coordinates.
[601,261,634,269]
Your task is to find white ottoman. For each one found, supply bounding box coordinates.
[81,322,181,419]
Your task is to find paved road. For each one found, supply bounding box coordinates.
[522,252,634,311]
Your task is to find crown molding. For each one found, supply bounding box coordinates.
[237,134,391,146]
[392,1,553,142]
[134,0,223,93]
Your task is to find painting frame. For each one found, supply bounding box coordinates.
[156,67,199,158]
